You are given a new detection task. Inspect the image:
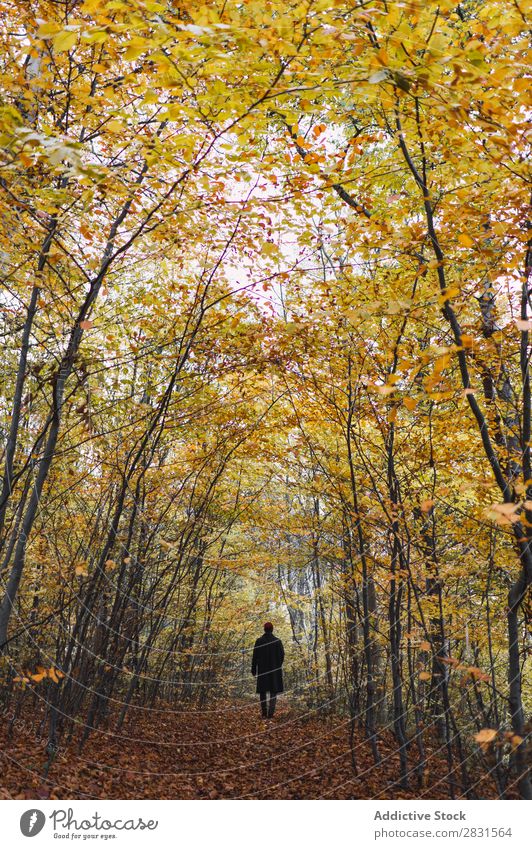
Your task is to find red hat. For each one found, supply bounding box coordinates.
[263,621,274,631]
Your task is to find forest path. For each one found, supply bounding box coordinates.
[0,700,489,799]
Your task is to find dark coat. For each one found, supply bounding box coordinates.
[251,632,284,694]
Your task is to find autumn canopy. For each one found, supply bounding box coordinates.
[0,0,530,800]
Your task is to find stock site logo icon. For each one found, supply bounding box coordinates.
[20,809,46,837]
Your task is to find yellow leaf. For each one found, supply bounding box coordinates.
[82,29,108,45]
[106,120,124,134]
[262,242,279,257]
[419,671,431,681]
[438,286,460,305]
[30,672,46,682]
[48,668,59,683]
[142,91,160,105]
[487,502,520,525]
[30,666,47,683]
[53,30,78,53]
[124,45,145,61]
[474,728,497,744]
[37,22,62,39]
[403,397,417,411]
[419,640,431,651]
[458,233,474,248]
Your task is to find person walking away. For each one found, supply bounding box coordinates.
[251,622,284,719]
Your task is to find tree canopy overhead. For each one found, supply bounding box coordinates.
[0,0,530,800]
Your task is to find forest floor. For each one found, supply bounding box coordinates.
[0,699,507,800]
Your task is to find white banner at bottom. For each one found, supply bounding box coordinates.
[1,799,528,849]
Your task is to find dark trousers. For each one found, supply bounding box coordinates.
[259,691,277,718]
